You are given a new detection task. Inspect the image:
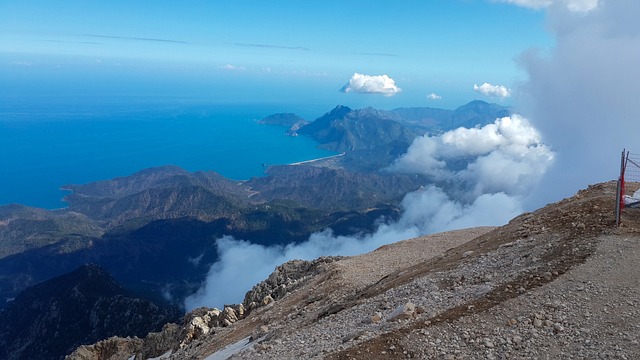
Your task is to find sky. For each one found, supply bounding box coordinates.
[0,0,554,111]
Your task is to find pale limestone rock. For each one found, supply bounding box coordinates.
[220,306,238,327]
[387,302,416,322]
[262,295,274,306]
[371,312,383,323]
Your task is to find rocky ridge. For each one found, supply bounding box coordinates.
[68,181,640,359]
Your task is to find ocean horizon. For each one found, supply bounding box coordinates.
[0,97,336,209]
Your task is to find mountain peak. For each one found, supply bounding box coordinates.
[455,99,507,113]
[327,104,353,117]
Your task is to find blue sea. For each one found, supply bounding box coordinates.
[0,97,335,209]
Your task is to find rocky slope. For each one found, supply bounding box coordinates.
[67,181,640,359]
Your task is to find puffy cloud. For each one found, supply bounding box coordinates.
[185,114,553,310]
[340,73,402,96]
[427,93,442,100]
[498,0,598,12]
[520,0,640,205]
[473,83,511,98]
[389,114,554,199]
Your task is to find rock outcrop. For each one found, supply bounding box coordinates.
[243,257,343,311]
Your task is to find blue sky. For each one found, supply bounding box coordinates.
[0,0,554,110]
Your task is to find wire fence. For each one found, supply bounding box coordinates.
[616,150,640,226]
[625,152,640,185]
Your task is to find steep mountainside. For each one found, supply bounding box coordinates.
[246,164,425,210]
[0,264,180,360]
[71,182,640,359]
[63,166,251,227]
[0,204,101,259]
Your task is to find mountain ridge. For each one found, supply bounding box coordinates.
[0,264,181,360]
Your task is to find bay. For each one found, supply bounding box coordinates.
[0,97,334,209]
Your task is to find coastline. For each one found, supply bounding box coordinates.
[287,152,345,166]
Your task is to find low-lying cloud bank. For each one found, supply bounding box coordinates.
[185,114,554,310]
[340,73,401,96]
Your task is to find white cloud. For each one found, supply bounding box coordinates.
[220,63,246,71]
[427,93,442,100]
[389,114,555,199]
[341,73,402,96]
[473,83,511,98]
[498,0,599,12]
[185,114,554,310]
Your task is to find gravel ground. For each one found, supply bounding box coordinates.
[388,233,640,359]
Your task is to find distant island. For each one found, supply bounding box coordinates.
[258,112,309,136]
